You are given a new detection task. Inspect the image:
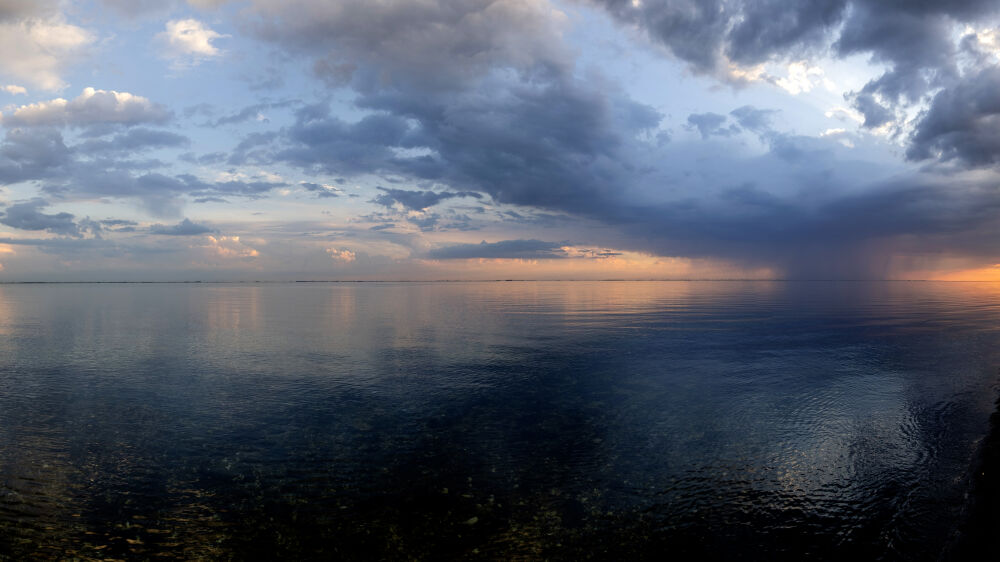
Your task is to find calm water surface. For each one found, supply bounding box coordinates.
[2,281,1000,560]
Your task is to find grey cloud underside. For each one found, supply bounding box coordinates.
[242,0,570,93]
[0,127,287,217]
[179,151,227,165]
[907,66,1000,166]
[0,128,71,184]
[5,0,999,279]
[687,112,738,139]
[99,0,175,18]
[299,182,339,198]
[271,78,660,215]
[359,206,480,233]
[75,128,190,155]
[100,219,137,226]
[612,177,1000,278]
[100,218,138,232]
[148,218,214,235]
[0,237,109,252]
[730,106,778,133]
[0,0,55,20]
[2,95,171,130]
[588,0,1000,134]
[0,199,89,237]
[226,0,1000,277]
[372,187,481,210]
[591,0,849,72]
[298,105,999,274]
[428,239,569,260]
[207,100,299,127]
[0,92,180,216]
[688,106,778,139]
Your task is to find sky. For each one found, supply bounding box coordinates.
[1,0,1000,281]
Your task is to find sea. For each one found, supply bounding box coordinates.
[1,281,999,560]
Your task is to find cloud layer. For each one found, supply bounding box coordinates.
[1,0,1000,279]
[1,88,171,128]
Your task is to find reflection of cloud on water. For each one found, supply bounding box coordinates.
[2,282,1000,558]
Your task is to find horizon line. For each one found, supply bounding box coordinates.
[0,278,994,284]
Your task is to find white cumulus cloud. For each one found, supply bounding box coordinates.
[0,87,171,128]
[2,85,27,95]
[157,19,228,68]
[0,16,94,91]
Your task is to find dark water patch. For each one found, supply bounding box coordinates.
[943,385,1000,561]
[2,282,1000,559]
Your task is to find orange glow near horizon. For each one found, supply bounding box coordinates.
[887,254,1000,281]
[415,249,779,280]
[925,265,1000,282]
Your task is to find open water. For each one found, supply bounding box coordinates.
[1,281,999,560]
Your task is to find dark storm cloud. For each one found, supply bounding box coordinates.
[907,66,1000,166]
[588,0,996,74]
[371,187,480,210]
[588,0,844,77]
[592,0,732,73]
[234,0,1000,277]
[850,92,897,129]
[149,218,215,236]
[726,0,847,65]
[830,1,998,126]
[587,0,1000,135]
[275,111,422,173]
[0,199,85,237]
[602,171,1000,278]
[273,77,660,215]
[428,239,569,260]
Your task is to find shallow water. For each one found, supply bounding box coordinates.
[1,281,999,560]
